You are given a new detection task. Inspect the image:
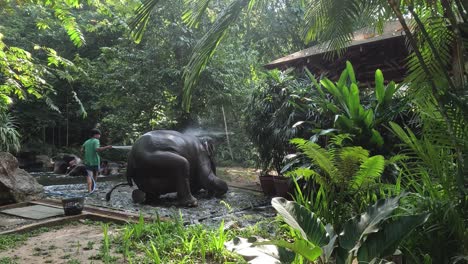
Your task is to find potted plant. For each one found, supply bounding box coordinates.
[273,174,292,199]
[245,70,303,197]
[259,173,276,196]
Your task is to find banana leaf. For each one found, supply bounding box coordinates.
[255,238,322,262]
[271,197,330,247]
[357,213,430,261]
[339,194,406,252]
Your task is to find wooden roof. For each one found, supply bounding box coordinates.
[265,21,409,84]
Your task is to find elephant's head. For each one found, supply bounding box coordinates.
[199,136,216,173]
[199,136,227,196]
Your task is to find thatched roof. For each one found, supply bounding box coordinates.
[265,21,409,84]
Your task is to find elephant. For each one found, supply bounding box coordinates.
[106,130,228,207]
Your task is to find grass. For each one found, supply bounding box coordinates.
[84,241,95,250]
[0,214,282,263]
[0,227,51,251]
[110,213,250,263]
[0,257,19,264]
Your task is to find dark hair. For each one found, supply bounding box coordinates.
[90,129,101,136]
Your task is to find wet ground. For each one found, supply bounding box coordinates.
[38,168,276,228]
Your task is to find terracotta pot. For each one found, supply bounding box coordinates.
[273,176,293,199]
[259,175,276,196]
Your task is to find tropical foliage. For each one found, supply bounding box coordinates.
[264,195,429,264]
[1,0,466,263]
[310,62,406,152]
[288,135,391,225]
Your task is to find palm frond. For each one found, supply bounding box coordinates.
[182,0,212,28]
[303,0,389,57]
[182,0,250,111]
[406,6,454,86]
[128,0,162,44]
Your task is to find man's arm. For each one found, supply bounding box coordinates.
[96,145,112,152]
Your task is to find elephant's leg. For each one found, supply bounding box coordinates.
[143,151,198,207]
[145,192,160,204]
[126,154,136,187]
[132,189,146,203]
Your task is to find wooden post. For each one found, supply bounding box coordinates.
[221,105,234,160]
[66,98,69,147]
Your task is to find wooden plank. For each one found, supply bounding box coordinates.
[0,213,88,235]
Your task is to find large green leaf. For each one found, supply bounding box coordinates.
[337,67,349,88]
[348,83,360,118]
[346,61,356,83]
[321,78,342,99]
[321,224,338,262]
[383,81,397,105]
[357,213,430,262]
[339,194,406,251]
[375,69,385,104]
[363,109,374,128]
[370,129,384,147]
[335,115,354,131]
[271,197,330,247]
[256,238,322,262]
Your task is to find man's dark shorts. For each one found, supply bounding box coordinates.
[85,165,100,172]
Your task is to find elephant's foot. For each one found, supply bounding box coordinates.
[132,189,146,204]
[178,195,198,207]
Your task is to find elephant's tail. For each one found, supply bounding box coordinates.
[105,183,130,201]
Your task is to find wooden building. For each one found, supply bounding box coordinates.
[264,21,408,85]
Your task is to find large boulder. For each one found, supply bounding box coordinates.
[0,152,44,205]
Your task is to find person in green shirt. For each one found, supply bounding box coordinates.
[82,129,112,192]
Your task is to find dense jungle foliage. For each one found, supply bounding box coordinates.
[1,0,467,263]
[0,0,304,164]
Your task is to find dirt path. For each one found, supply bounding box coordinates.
[0,223,120,264]
[217,167,259,185]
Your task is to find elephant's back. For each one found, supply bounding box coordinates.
[132,130,194,156]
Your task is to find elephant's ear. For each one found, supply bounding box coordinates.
[201,138,215,157]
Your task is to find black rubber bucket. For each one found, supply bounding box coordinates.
[62,196,84,216]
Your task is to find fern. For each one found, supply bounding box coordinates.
[351,155,385,190]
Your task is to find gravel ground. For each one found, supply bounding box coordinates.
[44,181,276,228]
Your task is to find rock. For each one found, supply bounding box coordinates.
[67,164,88,177]
[53,154,82,174]
[108,162,120,175]
[35,155,53,170]
[16,151,41,169]
[100,161,120,176]
[0,152,44,205]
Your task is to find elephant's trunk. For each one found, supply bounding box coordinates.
[203,172,228,197]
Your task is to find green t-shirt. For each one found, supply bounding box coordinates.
[83,138,100,166]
